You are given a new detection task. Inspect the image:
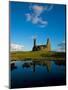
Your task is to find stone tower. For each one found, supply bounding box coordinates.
[32,37,37,51]
[33,38,36,47]
[46,38,51,51]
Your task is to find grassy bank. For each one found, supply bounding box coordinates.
[10,51,66,61]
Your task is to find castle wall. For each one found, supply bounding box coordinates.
[40,47,50,51]
[32,38,51,52]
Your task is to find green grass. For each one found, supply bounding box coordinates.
[10,51,66,61]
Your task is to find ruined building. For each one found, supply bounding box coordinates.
[32,38,51,51]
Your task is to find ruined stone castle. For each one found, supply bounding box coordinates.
[32,38,51,51]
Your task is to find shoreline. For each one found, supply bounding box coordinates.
[10,57,65,62]
[10,51,66,62]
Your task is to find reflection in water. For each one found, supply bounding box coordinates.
[22,60,52,72]
[11,63,17,71]
[43,60,51,72]
[23,62,31,68]
[11,60,66,88]
[54,60,66,66]
[32,62,36,72]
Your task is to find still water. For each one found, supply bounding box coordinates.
[10,60,66,88]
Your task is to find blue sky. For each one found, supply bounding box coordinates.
[10,2,66,51]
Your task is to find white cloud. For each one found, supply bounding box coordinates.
[32,16,39,24]
[32,5,44,16]
[25,13,48,26]
[57,40,65,52]
[57,48,65,52]
[39,18,48,24]
[25,4,52,28]
[25,13,31,21]
[10,43,24,52]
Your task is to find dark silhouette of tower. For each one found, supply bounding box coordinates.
[46,38,51,51]
[32,37,37,51]
[34,38,36,47]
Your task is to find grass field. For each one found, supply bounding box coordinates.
[10,51,66,61]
